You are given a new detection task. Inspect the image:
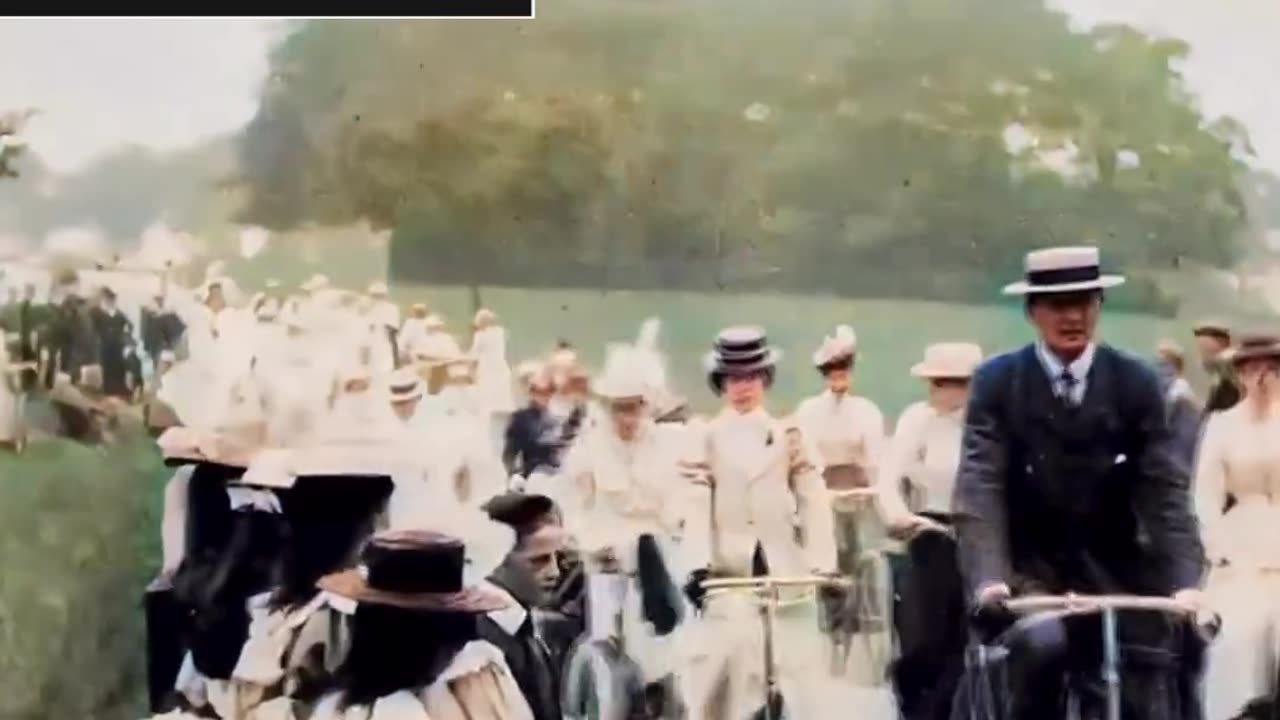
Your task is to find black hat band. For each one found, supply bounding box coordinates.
[1025,265,1100,287]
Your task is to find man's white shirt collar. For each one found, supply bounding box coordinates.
[1035,341,1096,403]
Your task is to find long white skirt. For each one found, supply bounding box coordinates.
[679,590,827,720]
[1202,499,1280,720]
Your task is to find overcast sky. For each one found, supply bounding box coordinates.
[0,8,1277,174]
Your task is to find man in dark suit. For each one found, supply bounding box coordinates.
[478,492,567,720]
[503,370,564,480]
[1192,321,1240,414]
[952,246,1206,720]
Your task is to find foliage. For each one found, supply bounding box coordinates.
[0,429,167,720]
[0,135,238,250]
[234,0,1255,311]
[0,109,36,181]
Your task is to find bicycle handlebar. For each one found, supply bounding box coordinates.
[701,574,852,591]
[1004,594,1191,617]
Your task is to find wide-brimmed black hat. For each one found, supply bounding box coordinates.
[703,326,782,376]
[318,531,509,613]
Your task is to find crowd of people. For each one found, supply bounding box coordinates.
[3,244,1278,720]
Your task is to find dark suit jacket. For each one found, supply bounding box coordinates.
[503,405,561,478]
[952,343,1204,601]
[477,569,561,720]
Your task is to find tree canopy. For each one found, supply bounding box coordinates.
[233,0,1258,310]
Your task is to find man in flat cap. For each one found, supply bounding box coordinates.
[1192,321,1241,414]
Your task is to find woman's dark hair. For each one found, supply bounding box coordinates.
[335,607,479,707]
[816,355,854,376]
[708,367,775,396]
[270,475,393,610]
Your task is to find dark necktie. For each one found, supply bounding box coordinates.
[1058,369,1079,406]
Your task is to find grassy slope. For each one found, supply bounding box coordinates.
[0,432,167,720]
[400,285,1181,418]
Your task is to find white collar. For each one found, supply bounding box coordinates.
[1035,341,1096,383]
[482,582,528,635]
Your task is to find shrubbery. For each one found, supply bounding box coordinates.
[0,431,167,720]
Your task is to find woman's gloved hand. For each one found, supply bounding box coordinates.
[683,568,711,611]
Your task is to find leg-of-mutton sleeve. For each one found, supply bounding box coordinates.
[876,402,931,527]
[1192,411,1229,566]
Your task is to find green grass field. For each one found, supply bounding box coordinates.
[400,286,1184,418]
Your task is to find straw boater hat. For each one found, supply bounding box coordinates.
[387,366,424,404]
[1222,334,1280,365]
[812,325,857,369]
[318,531,510,612]
[1002,246,1125,295]
[910,342,984,379]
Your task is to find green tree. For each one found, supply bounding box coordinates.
[234,0,1256,310]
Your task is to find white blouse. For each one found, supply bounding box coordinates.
[793,390,886,471]
[1194,404,1280,568]
[876,401,963,525]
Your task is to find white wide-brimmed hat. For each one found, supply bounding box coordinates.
[593,345,651,401]
[812,325,857,367]
[367,281,389,297]
[1001,246,1125,295]
[423,313,446,330]
[911,342,984,379]
[387,367,424,403]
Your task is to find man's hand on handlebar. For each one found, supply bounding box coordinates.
[971,582,1016,641]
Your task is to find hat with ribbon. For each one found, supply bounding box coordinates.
[703,326,781,376]
[812,325,857,368]
[1002,246,1125,296]
[317,530,511,612]
[387,366,424,404]
[1222,334,1280,365]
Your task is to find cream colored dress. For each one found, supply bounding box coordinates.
[560,418,693,682]
[1194,404,1280,720]
[876,401,963,527]
[679,408,837,720]
[792,391,886,482]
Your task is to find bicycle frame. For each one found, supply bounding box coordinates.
[990,594,1193,720]
[702,574,852,720]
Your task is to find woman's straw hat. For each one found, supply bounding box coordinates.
[910,342,984,379]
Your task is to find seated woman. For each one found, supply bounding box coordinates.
[875,342,982,720]
[1194,335,1280,720]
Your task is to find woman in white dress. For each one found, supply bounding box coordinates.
[874,341,983,720]
[469,308,516,454]
[1195,334,1280,720]
[792,325,886,651]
